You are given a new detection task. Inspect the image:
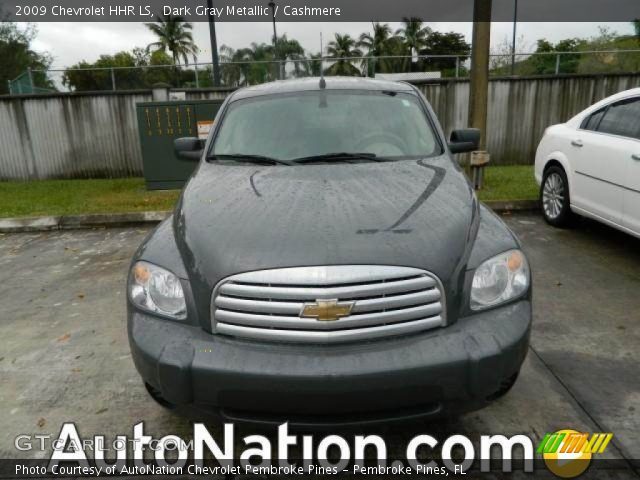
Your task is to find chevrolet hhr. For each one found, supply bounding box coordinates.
[127,77,531,425]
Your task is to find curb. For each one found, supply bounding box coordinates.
[0,201,539,234]
[0,211,171,234]
[484,199,539,212]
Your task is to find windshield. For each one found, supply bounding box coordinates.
[209,90,441,162]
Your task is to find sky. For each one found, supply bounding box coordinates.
[29,21,636,69]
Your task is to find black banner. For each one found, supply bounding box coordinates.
[2,0,640,22]
[0,458,638,479]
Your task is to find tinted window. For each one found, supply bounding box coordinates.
[581,108,606,131]
[211,91,441,161]
[596,98,640,140]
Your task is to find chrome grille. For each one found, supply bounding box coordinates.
[211,266,446,344]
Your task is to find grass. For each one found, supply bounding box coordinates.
[478,165,538,202]
[0,166,538,219]
[0,178,179,218]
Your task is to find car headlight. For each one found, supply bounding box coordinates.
[129,261,186,319]
[471,250,529,310]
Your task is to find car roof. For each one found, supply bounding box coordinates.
[229,77,416,101]
[567,87,640,126]
[592,87,640,108]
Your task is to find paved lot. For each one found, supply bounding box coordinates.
[0,213,638,477]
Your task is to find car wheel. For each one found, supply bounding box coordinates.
[144,382,177,410]
[541,166,573,227]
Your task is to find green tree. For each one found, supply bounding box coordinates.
[358,23,396,75]
[420,32,471,76]
[219,45,244,87]
[145,15,198,65]
[275,34,306,76]
[396,17,432,72]
[494,28,640,77]
[576,27,640,75]
[62,48,177,91]
[1,22,54,94]
[381,35,410,73]
[245,42,278,84]
[63,51,139,91]
[144,49,176,86]
[301,53,323,77]
[218,35,313,84]
[219,42,279,86]
[525,38,586,75]
[358,25,385,56]
[325,34,362,76]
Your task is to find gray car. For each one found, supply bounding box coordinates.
[127,77,531,426]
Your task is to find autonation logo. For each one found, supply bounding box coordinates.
[14,422,537,476]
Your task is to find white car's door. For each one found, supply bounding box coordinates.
[626,153,640,235]
[613,101,640,235]
[571,98,640,226]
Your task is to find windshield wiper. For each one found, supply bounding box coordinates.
[292,152,386,164]
[207,154,294,166]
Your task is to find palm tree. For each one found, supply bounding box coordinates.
[325,34,363,76]
[219,45,244,86]
[358,23,394,75]
[300,53,323,77]
[396,17,432,71]
[145,15,198,65]
[275,35,306,77]
[219,43,281,86]
[246,42,278,84]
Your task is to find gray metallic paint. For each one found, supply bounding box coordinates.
[131,79,523,329]
[173,155,481,331]
[127,78,530,420]
[128,299,530,422]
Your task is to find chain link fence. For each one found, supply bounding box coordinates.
[7,70,57,94]
[8,49,640,94]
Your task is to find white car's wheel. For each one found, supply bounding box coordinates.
[541,166,573,227]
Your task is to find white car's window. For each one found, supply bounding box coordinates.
[593,98,640,140]
[581,108,606,131]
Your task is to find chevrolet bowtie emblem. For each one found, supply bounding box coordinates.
[300,299,355,322]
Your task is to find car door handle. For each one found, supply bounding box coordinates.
[633,154,640,161]
[571,140,584,147]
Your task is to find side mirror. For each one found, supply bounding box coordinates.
[448,129,481,154]
[174,137,204,161]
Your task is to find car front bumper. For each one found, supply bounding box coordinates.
[128,300,531,426]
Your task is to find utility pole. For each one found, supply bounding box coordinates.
[510,0,518,75]
[207,0,221,87]
[468,0,492,151]
[269,0,280,79]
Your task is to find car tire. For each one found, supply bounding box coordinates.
[540,165,573,227]
[144,382,177,410]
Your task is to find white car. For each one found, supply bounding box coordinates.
[534,88,640,238]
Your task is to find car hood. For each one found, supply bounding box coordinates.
[174,156,479,319]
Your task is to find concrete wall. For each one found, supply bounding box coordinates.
[0,88,235,180]
[0,91,152,180]
[1,74,639,180]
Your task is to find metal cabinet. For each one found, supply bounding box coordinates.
[136,100,223,190]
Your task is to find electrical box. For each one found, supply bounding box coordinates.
[136,99,224,190]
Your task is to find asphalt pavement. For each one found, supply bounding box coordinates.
[0,212,638,478]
